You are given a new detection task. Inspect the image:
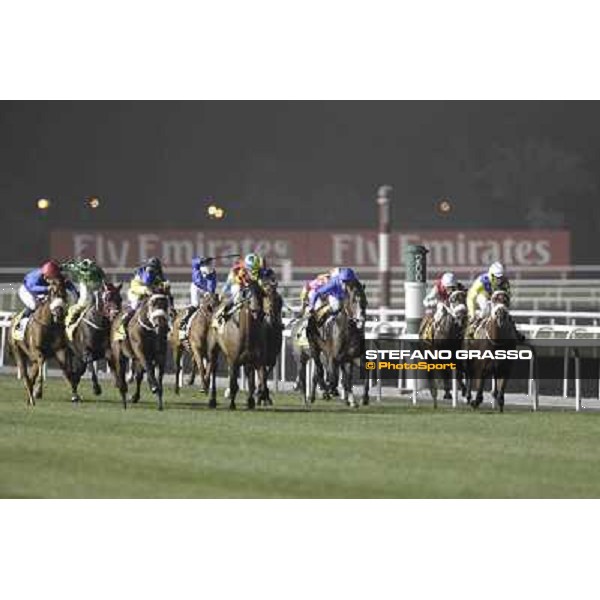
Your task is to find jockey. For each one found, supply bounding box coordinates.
[17,260,78,331]
[300,270,332,314]
[62,258,107,329]
[179,256,218,333]
[308,267,359,323]
[466,261,511,320]
[423,272,465,316]
[216,253,264,322]
[121,257,170,330]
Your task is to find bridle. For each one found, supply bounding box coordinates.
[138,293,170,330]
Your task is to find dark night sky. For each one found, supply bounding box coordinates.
[2,101,600,264]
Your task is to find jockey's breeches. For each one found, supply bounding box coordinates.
[18,285,38,310]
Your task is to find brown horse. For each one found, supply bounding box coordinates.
[111,291,171,410]
[256,279,283,406]
[171,292,220,395]
[465,291,520,412]
[206,281,267,410]
[69,282,123,396]
[9,279,82,405]
[419,289,468,407]
[306,281,368,407]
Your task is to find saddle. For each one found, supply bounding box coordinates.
[419,315,434,341]
[179,308,199,341]
[66,307,88,341]
[293,318,310,348]
[11,310,30,342]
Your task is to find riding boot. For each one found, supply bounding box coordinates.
[180,305,196,334]
[66,304,83,328]
[18,307,34,331]
[120,307,135,336]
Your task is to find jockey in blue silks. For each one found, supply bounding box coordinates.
[308,267,358,323]
[16,261,78,333]
[179,257,218,333]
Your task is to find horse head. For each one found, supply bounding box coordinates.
[344,281,367,330]
[143,293,170,330]
[101,282,123,320]
[240,281,264,321]
[46,279,68,324]
[490,290,510,328]
[261,281,283,326]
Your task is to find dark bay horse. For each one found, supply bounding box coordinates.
[291,314,330,404]
[10,280,82,405]
[69,282,123,396]
[465,291,520,412]
[171,292,220,395]
[306,281,368,407]
[206,281,267,410]
[256,280,283,406]
[419,289,468,407]
[111,291,171,410]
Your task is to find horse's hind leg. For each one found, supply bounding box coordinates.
[245,365,256,410]
[186,359,197,387]
[113,351,129,408]
[173,343,183,395]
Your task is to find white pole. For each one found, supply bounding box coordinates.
[452,370,458,408]
[575,353,581,411]
[563,349,569,398]
[280,336,286,384]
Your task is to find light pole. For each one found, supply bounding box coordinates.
[376,184,392,321]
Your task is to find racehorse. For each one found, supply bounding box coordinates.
[306,281,368,407]
[419,289,468,407]
[69,282,123,396]
[9,279,82,405]
[256,279,283,406]
[464,290,520,412]
[291,315,329,404]
[206,281,267,410]
[111,290,171,410]
[171,292,220,395]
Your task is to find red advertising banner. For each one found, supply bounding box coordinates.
[50,229,571,268]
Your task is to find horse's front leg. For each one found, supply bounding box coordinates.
[343,362,357,408]
[228,364,240,410]
[131,361,144,404]
[245,365,256,410]
[54,346,81,403]
[156,357,165,411]
[15,348,35,406]
[207,343,219,409]
[89,357,102,396]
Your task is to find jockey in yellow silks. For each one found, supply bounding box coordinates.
[466,262,511,320]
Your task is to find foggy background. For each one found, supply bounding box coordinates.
[1,100,599,265]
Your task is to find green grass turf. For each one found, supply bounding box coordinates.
[1,375,600,498]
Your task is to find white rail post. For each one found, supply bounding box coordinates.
[563,348,569,398]
[280,335,286,384]
[452,369,458,408]
[575,351,581,411]
[0,326,6,367]
[273,356,279,392]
